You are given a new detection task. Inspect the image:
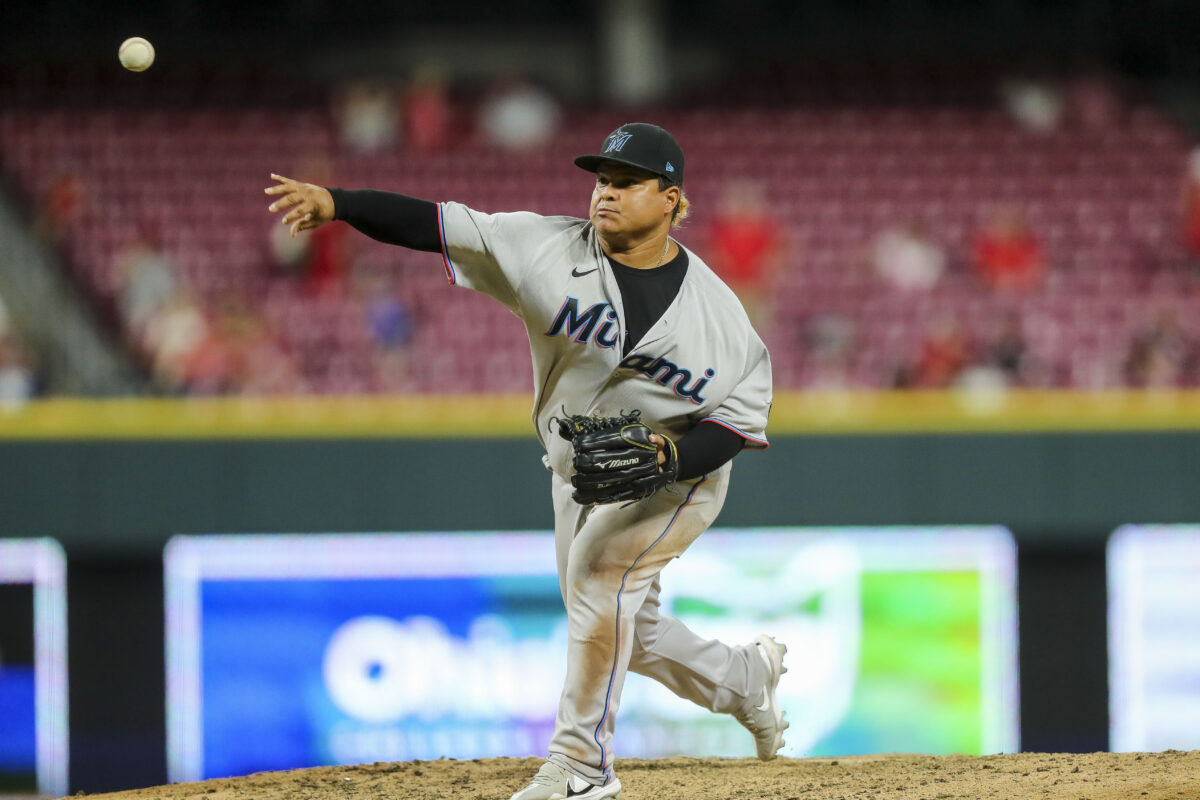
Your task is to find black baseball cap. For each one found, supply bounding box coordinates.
[574,123,684,187]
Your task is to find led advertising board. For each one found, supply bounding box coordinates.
[0,539,68,798]
[1109,524,1200,752]
[165,527,1017,782]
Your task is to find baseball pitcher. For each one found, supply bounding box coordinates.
[266,122,786,800]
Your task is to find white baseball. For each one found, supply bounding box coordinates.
[118,37,155,72]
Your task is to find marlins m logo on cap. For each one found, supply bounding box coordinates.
[575,122,685,186]
[604,130,634,153]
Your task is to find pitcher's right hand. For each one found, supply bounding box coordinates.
[265,173,335,236]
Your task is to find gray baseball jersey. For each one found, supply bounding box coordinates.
[437,201,773,781]
[437,202,772,465]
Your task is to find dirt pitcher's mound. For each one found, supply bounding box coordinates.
[84,751,1199,800]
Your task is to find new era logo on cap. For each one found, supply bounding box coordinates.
[665,161,675,173]
[604,131,633,153]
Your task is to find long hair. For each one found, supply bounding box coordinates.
[659,177,690,227]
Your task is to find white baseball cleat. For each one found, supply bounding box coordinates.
[733,634,789,760]
[508,761,622,800]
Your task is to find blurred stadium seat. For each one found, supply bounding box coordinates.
[1,75,1197,394]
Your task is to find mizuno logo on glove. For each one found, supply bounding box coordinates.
[600,457,640,469]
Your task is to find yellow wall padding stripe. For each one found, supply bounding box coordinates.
[767,389,1200,434]
[0,390,1199,440]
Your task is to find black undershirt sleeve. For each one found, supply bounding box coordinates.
[674,421,746,481]
[326,187,442,253]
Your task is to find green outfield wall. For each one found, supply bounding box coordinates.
[1,391,1198,554]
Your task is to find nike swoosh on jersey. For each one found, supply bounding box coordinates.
[571,266,599,277]
[755,688,772,712]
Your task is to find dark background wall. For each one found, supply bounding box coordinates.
[10,0,1200,104]
[6,0,1200,72]
[3,431,1195,791]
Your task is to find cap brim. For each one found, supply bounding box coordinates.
[573,154,676,183]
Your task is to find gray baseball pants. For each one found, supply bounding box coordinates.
[545,470,762,783]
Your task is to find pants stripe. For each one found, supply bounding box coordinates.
[592,476,708,773]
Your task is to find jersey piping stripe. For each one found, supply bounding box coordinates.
[436,203,457,285]
[700,417,770,448]
[593,475,708,774]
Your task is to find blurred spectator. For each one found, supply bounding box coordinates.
[999,79,1062,133]
[985,313,1029,384]
[180,327,235,395]
[802,313,857,388]
[334,81,398,155]
[268,152,350,296]
[0,297,42,403]
[871,220,946,292]
[144,292,301,396]
[268,215,309,276]
[403,65,453,155]
[116,226,178,343]
[142,289,212,393]
[705,180,782,329]
[0,333,37,408]
[953,314,1033,391]
[210,294,300,395]
[1180,148,1200,262]
[364,282,414,352]
[479,75,561,152]
[1123,311,1193,388]
[895,318,969,389]
[972,204,1046,292]
[1064,75,1124,130]
[236,326,301,395]
[304,221,351,297]
[354,262,415,392]
[34,170,85,243]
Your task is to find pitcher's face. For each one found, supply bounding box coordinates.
[589,162,678,245]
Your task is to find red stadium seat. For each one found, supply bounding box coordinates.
[0,81,1192,393]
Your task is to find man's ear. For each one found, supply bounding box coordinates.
[664,185,680,213]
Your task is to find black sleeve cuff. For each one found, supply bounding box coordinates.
[328,186,348,221]
[674,420,747,481]
[324,187,442,253]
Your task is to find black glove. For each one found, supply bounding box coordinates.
[558,410,679,505]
